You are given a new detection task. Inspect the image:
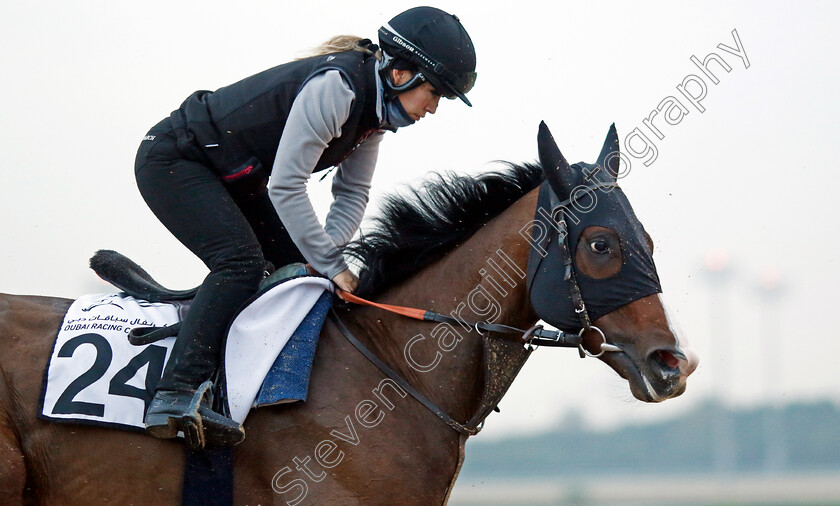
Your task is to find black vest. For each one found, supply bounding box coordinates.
[170,50,380,176]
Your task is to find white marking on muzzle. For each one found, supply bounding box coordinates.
[642,374,663,402]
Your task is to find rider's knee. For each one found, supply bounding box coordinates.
[211,243,267,282]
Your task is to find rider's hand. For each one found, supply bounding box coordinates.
[332,268,359,294]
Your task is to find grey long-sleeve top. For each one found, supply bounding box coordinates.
[267,70,384,280]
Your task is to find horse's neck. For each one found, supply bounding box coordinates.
[346,188,540,424]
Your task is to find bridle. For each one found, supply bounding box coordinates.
[335,290,584,351]
[527,179,623,358]
[331,180,624,437]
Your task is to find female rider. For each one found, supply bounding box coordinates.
[134,6,477,446]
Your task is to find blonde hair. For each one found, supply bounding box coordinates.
[297,35,378,60]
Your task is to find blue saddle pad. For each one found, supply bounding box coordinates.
[254,291,332,406]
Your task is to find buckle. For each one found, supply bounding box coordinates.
[577,326,622,359]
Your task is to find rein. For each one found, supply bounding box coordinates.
[329,291,549,436]
[328,287,596,437]
[330,291,551,436]
[336,290,583,348]
[329,308,483,436]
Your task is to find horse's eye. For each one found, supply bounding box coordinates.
[590,239,610,254]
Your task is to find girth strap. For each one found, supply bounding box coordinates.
[328,308,480,436]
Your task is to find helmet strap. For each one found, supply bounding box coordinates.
[378,51,426,100]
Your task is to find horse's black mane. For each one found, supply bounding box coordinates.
[344,162,545,298]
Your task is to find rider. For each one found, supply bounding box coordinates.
[134,6,477,446]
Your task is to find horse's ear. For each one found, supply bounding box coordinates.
[538,121,576,198]
[596,123,620,181]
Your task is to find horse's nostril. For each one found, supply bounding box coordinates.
[648,349,682,382]
[657,350,680,369]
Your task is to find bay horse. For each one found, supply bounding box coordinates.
[0,123,697,505]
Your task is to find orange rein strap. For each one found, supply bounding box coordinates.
[336,290,427,320]
[334,289,582,349]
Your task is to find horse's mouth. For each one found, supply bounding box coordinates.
[607,348,689,402]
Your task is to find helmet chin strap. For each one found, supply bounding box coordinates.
[375,52,417,128]
[377,51,427,100]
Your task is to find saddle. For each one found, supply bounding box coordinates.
[92,252,311,347]
[39,250,331,431]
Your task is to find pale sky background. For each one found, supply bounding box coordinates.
[1,0,838,441]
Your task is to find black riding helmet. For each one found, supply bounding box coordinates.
[378,6,477,106]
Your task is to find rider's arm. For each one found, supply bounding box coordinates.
[267,70,370,280]
[324,131,383,249]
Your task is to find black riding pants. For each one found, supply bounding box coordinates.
[134,119,305,392]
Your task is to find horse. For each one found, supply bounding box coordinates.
[0,122,697,505]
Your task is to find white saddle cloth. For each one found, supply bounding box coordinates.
[39,276,332,430]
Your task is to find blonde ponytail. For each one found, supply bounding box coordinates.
[297,35,375,60]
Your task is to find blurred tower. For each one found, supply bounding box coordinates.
[703,248,737,474]
[758,266,788,472]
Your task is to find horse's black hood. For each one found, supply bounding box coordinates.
[526,123,662,332]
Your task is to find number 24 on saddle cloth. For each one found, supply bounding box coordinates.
[38,276,333,431]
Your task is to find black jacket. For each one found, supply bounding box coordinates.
[169,50,380,177]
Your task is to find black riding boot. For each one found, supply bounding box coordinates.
[146,382,244,449]
[143,252,264,448]
[141,243,265,448]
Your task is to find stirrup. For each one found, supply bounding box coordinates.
[181,380,214,450]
